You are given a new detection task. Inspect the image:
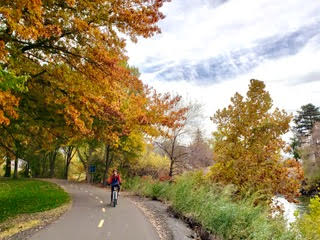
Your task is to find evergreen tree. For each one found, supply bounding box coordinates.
[290,136,301,160]
[294,104,320,139]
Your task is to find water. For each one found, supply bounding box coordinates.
[297,196,310,213]
[272,196,310,225]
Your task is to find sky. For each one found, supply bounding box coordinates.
[126,0,320,136]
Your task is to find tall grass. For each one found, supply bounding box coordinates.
[295,195,320,240]
[123,172,299,240]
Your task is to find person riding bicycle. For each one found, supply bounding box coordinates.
[107,169,121,204]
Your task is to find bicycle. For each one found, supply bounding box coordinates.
[111,185,119,207]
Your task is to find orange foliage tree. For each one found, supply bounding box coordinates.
[0,0,170,135]
[0,0,188,179]
[209,79,303,201]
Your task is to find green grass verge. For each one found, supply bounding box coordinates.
[123,172,299,240]
[0,178,70,223]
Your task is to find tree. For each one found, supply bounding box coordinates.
[0,67,27,126]
[311,122,320,162]
[129,144,170,177]
[294,104,320,140]
[62,146,76,180]
[292,104,320,191]
[299,122,320,191]
[209,79,303,201]
[155,102,201,176]
[290,136,301,160]
[77,142,97,182]
[187,128,213,169]
[4,157,11,177]
[0,0,170,136]
[0,0,189,179]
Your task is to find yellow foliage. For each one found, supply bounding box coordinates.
[209,79,303,201]
[0,90,19,125]
[140,149,170,170]
[133,144,170,177]
[297,196,320,239]
[69,154,86,181]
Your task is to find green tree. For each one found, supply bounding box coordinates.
[294,104,320,139]
[290,136,301,160]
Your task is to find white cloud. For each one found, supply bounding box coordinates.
[127,0,320,64]
[125,0,320,140]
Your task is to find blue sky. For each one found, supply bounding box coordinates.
[126,0,320,133]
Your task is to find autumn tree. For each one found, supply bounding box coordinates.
[0,0,170,139]
[129,143,170,177]
[0,67,28,177]
[76,141,98,182]
[209,79,303,201]
[0,0,189,179]
[155,102,201,176]
[187,128,212,169]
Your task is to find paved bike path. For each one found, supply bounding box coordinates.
[29,180,160,240]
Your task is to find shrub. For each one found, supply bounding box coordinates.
[297,195,320,239]
[128,144,170,178]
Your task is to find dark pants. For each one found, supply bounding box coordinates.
[111,184,120,201]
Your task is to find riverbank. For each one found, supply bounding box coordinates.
[124,172,298,240]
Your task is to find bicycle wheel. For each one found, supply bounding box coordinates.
[113,191,117,207]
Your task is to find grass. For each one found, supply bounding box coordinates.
[123,172,299,240]
[0,178,70,223]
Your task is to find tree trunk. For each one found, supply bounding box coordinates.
[41,155,46,177]
[77,148,89,182]
[4,158,11,177]
[24,160,30,177]
[33,162,40,178]
[169,157,174,177]
[49,149,58,178]
[103,145,111,185]
[64,146,75,180]
[13,157,18,179]
[64,162,70,180]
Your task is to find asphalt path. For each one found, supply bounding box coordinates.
[29,180,160,240]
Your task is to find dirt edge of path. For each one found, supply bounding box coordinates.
[125,192,221,240]
[126,193,174,240]
[0,202,72,240]
[167,206,221,240]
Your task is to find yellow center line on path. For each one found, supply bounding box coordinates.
[98,219,104,228]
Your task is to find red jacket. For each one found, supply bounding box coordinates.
[107,174,122,185]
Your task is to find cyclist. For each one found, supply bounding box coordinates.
[107,169,122,204]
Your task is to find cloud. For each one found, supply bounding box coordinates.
[126,0,320,138]
[141,21,320,84]
[291,72,320,85]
